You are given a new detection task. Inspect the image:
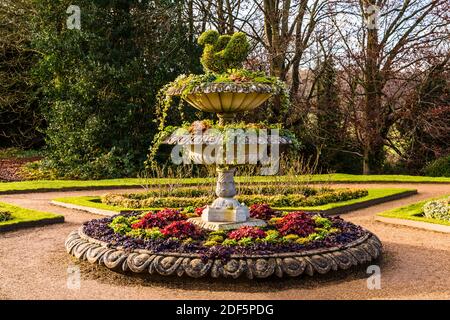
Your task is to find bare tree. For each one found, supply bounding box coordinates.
[332,0,449,173]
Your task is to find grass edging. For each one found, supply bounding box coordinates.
[376,194,450,232]
[303,189,417,215]
[1,174,449,194]
[51,200,116,216]
[51,188,417,217]
[376,216,450,234]
[0,202,64,232]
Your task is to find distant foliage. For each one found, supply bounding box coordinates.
[0,0,43,148]
[423,155,450,177]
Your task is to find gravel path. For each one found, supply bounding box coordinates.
[0,183,449,300]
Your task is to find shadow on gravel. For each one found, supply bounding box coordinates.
[76,254,390,293]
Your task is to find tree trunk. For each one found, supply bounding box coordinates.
[363,146,370,174]
[363,0,383,174]
[217,0,226,34]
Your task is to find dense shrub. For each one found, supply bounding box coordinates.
[423,198,450,221]
[0,0,43,148]
[32,0,201,179]
[423,155,450,177]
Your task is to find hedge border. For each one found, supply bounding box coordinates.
[51,189,417,217]
[0,216,65,233]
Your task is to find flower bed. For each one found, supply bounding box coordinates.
[423,197,450,221]
[82,204,368,262]
[101,188,369,209]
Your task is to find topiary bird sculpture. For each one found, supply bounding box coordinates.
[197,30,250,74]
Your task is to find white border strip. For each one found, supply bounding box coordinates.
[376,216,450,234]
[51,200,116,216]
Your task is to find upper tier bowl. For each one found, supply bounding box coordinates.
[168,83,275,114]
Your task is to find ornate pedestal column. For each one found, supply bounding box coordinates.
[188,165,266,231]
[201,166,248,222]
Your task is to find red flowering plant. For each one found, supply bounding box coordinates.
[228,226,267,240]
[161,221,203,239]
[131,209,186,229]
[276,211,316,237]
[195,206,206,217]
[249,204,276,220]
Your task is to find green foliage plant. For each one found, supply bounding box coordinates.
[0,210,13,222]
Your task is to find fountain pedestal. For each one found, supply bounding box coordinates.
[188,166,266,231]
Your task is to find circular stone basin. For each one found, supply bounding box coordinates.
[164,133,292,164]
[65,213,382,279]
[168,83,275,114]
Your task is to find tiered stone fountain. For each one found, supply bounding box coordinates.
[64,31,382,279]
[166,82,286,231]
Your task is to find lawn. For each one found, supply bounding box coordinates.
[53,188,415,214]
[275,188,415,211]
[1,174,449,194]
[377,195,450,226]
[0,201,64,232]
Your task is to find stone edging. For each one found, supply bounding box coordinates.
[51,200,116,216]
[0,216,64,233]
[376,216,450,234]
[65,227,382,279]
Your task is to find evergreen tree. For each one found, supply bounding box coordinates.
[33,0,201,178]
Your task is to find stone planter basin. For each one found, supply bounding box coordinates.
[168,83,275,114]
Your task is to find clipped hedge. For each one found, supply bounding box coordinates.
[125,185,320,200]
[101,188,368,209]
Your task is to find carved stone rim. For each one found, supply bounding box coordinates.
[65,227,383,279]
[167,82,276,96]
[163,133,293,145]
